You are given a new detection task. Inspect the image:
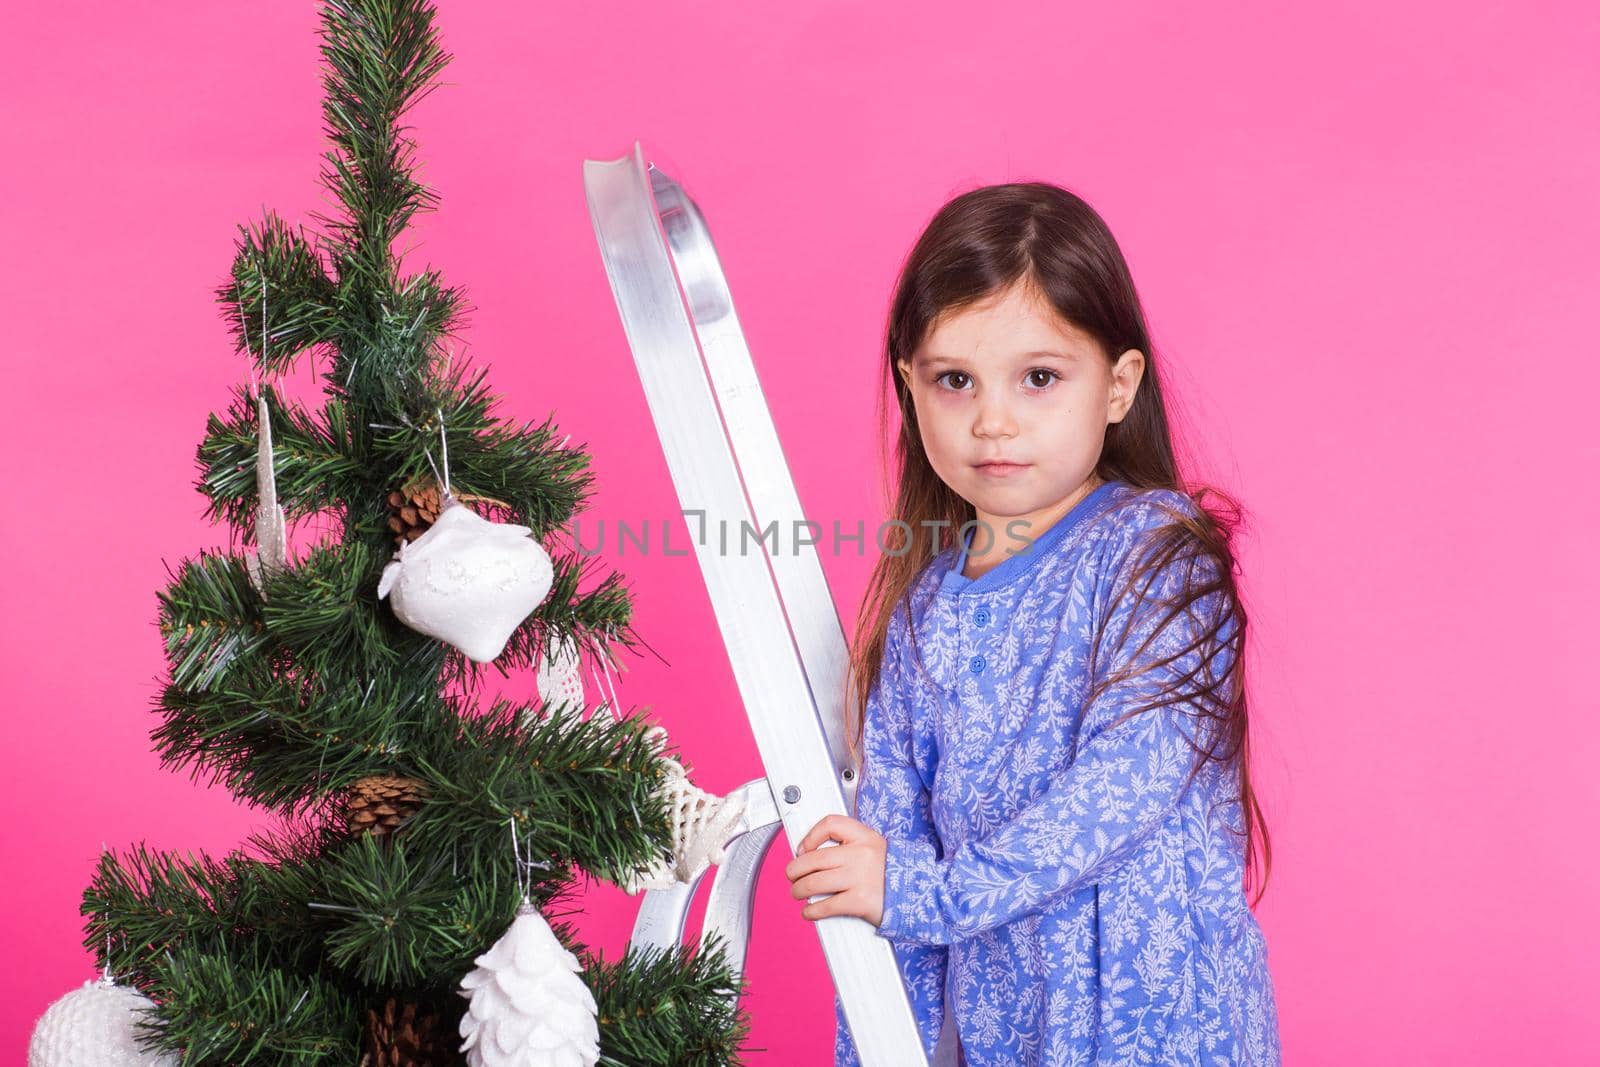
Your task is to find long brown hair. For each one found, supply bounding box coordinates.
[846,182,1272,906]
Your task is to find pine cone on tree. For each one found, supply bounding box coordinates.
[386,476,443,546]
[385,476,516,548]
[365,996,464,1067]
[346,774,429,838]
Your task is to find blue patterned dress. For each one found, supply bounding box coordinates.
[834,480,1281,1066]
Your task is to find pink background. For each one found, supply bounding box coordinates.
[4,1,1596,1061]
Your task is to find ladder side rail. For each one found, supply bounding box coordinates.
[583,145,929,1067]
[649,173,860,810]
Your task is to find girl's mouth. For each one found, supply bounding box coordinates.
[975,462,1029,477]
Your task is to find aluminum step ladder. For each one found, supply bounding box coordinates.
[582,142,955,1066]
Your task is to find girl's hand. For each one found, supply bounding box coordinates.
[784,814,887,926]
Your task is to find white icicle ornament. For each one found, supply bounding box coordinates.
[29,977,178,1067]
[245,392,290,598]
[378,495,554,663]
[458,900,600,1067]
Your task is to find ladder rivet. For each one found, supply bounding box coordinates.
[782,785,801,804]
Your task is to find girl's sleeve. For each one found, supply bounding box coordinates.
[876,543,1238,947]
[834,603,949,1064]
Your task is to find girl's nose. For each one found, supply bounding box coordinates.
[973,394,1019,439]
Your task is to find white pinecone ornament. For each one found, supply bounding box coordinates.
[622,727,747,894]
[458,900,600,1067]
[377,495,554,663]
[29,977,178,1067]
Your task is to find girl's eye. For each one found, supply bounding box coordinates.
[932,369,1061,391]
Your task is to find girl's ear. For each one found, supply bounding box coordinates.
[896,357,913,385]
[1108,348,1145,423]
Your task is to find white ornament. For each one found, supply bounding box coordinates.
[534,633,586,719]
[527,632,623,735]
[29,977,178,1067]
[622,727,748,895]
[458,900,600,1067]
[245,392,290,597]
[378,496,554,663]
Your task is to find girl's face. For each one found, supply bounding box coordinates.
[897,278,1145,557]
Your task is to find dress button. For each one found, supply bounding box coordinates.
[969,654,986,674]
[974,608,990,625]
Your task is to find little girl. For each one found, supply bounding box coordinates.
[784,183,1282,1065]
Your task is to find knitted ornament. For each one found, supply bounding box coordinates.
[377,495,554,663]
[622,727,747,894]
[527,631,629,738]
[535,633,585,713]
[29,977,177,1067]
[458,901,599,1067]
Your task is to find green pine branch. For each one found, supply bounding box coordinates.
[310,832,534,989]
[403,700,677,888]
[257,540,402,671]
[192,371,556,547]
[152,662,445,814]
[195,384,358,535]
[314,0,452,262]
[151,546,450,813]
[586,934,754,1067]
[85,820,563,997]
[143,940,359,1066]
[150,542,651,817]
[85,844,268,987]
[154,549,274,693]
[421,359,599,535]
[215,211,340,379]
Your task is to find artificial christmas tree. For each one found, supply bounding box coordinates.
[53,1,751,1063]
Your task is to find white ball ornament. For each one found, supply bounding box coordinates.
[378,495,554,663]
[459,901,601,1067]
[29,977,178,1067]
